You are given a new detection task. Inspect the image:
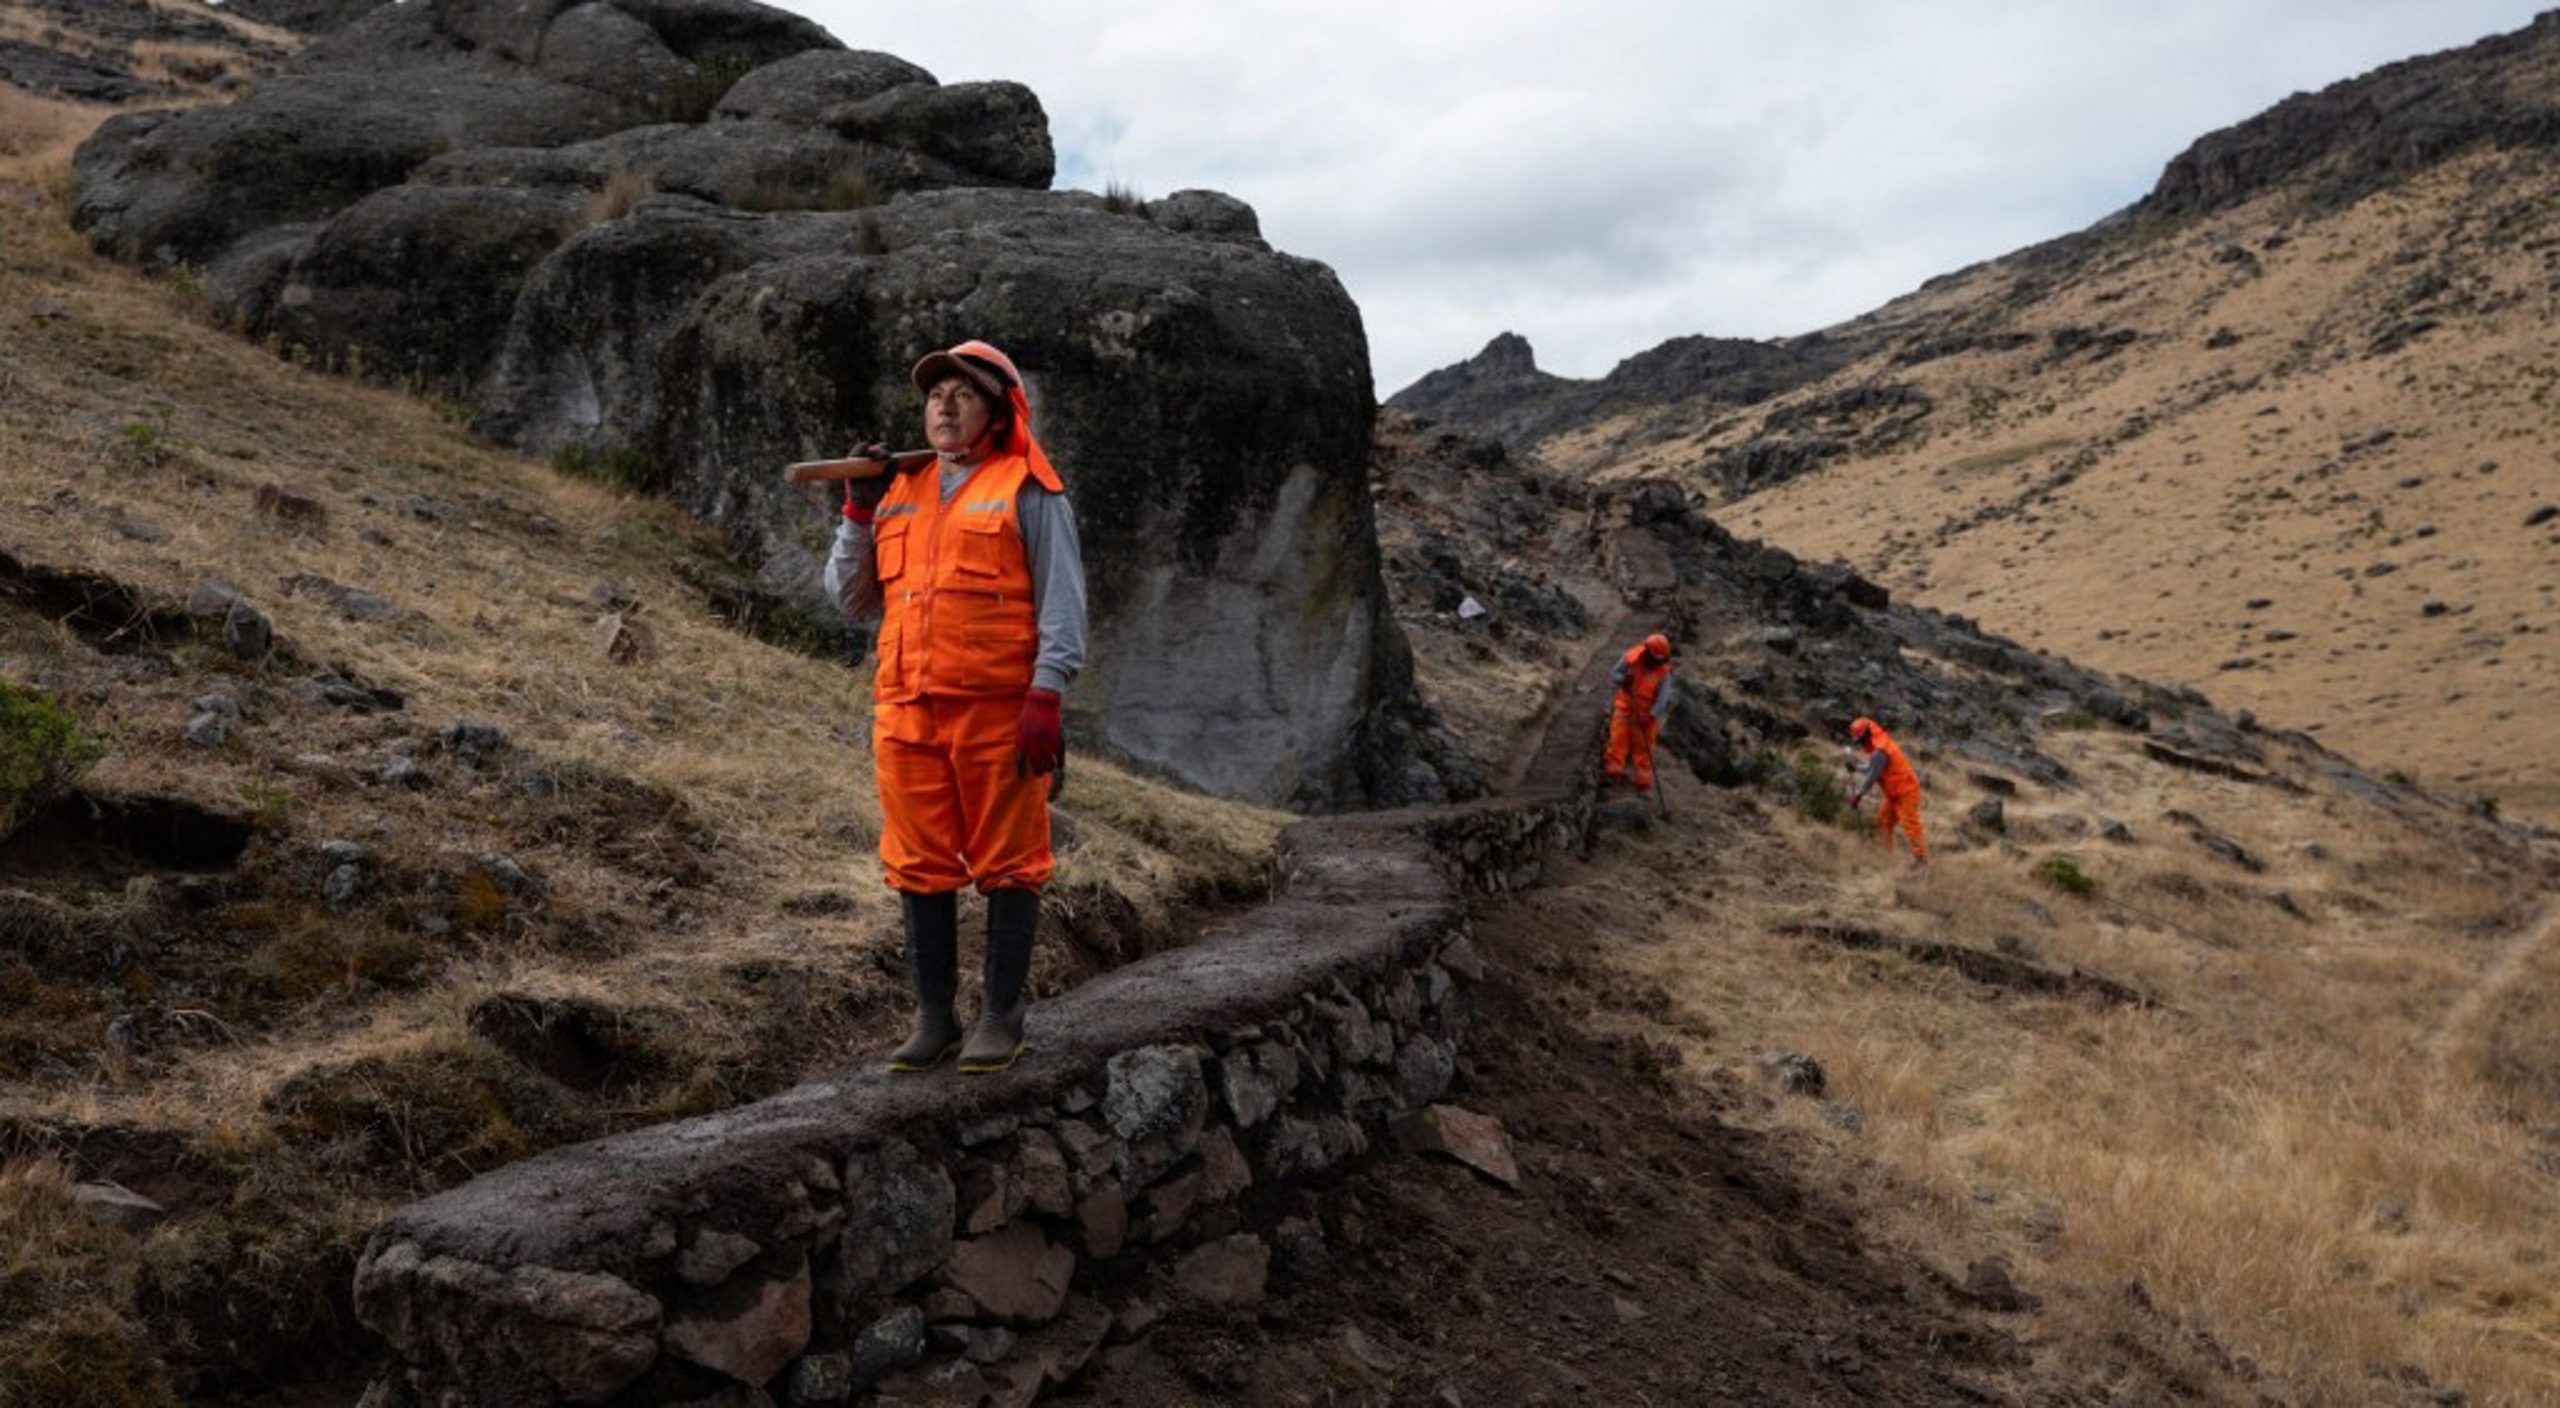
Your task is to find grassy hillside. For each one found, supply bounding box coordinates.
[1487,17,2560,825]
[0,92,1278,1401]
[1715,143,2560,825]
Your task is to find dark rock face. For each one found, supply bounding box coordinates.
[71,0,1442,809]
[1385,332,1580,447]
[219,0,396,34]
[2143,12,2560,217]
[1388,329,1861,455]
[1699,380,1932,499]
[0,38,170,102]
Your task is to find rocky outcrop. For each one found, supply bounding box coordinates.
[1388,329,1860,455]
[350,630,1610,1407]
[71,0,1454,808]
[219,0,395,34]
[1385,332,1582,447]
[2142,11,2560,217]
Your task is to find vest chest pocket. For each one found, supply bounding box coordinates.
[955,514,1012,577]
[876,521,910,582]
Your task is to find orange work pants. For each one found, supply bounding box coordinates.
[874,695,1052,895]
[1603,708,1659,791]
[1875,784,1926,860]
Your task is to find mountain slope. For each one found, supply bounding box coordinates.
[1398,11,2560,825]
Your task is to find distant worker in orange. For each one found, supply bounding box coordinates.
[825,339,1087,1075]
[1847,717,1927,866]
[1603,632,1675,795]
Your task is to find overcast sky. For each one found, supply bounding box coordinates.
[783,1,2547,395]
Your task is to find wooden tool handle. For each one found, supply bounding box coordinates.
[783,449,939,483]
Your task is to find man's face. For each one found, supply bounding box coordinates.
[925,375,994,454]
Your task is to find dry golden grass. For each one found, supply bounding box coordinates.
[123,41,244,93]
[1579,727,2560,1404]
[0,89,103,189]
[2466,908,2560,1126]
[0,1157,168,1406]
[575,163,657,230]
[0,102,1286,1395]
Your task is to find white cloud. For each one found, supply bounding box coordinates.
[779,0,2549,392]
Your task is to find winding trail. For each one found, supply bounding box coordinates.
[2428,897,2559,1081]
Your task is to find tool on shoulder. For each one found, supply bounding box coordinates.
[783,447,938,483]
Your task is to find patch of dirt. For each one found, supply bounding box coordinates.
[1072,835,2057,1407]
[1782,919,2154,1008]
[0,789,254,878]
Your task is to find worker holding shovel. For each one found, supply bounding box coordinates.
[1846,716,1927,867]
[1603,633,1676,813]
[819,339,1087,1075]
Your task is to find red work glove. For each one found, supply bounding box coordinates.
[841,441,893,523]
[1014,688,1063,781]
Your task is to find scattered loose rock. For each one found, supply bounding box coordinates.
[1759,1050,1827,1097]
[1171,1233,1270,1307]
[70,1181,169,1233]
[1394,1104,1519,1189]
[597,610,656,665]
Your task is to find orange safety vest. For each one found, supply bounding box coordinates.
[1616,643,1670,716]
[873,454,1043,703]
[1866,723,1920,797]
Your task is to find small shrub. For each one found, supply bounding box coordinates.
[852,211,888,257]
[2383,768,2415,787]
[454,870,509,933]
[1100,181,1150,217]
[1769,744,1850,827]
[2051,706,2100,731]
[0,682,104,841]
[821,167,881,212]
[658,52,756,124]
[114,417,171,470]
[576,165,656,231]
[236,784,295,834]
[350,931,428,985]
[2033,854,2097,896]
[160,260,206,308]
[550,443,662,494]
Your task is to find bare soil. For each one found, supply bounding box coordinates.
[1068,796,2196,1408]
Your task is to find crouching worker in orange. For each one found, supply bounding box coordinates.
[825,340,1087,1075]
[1603,633,1675,793]
[1847,717,1927,866]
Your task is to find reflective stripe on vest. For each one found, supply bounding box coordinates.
[873,455,1039,703]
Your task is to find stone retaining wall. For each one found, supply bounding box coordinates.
[353,659,1611,1408]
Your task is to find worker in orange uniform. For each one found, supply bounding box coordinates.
[824,340,1087,1075]
[1846,717,1927,866]
[1603,633,1675,795]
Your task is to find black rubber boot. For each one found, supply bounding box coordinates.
[958,888,1036,1074]
[885,891,962,1072]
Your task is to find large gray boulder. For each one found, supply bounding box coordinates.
[473,186,1426,805]
[71,0,847,272]
[69,0,1462,809]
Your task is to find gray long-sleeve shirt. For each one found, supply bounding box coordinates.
[1609,658,1675,721]
[823,457,1088,695]
[1851,748,1888,801]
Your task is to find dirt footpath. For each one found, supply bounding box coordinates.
[1069,806,2051,1408]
